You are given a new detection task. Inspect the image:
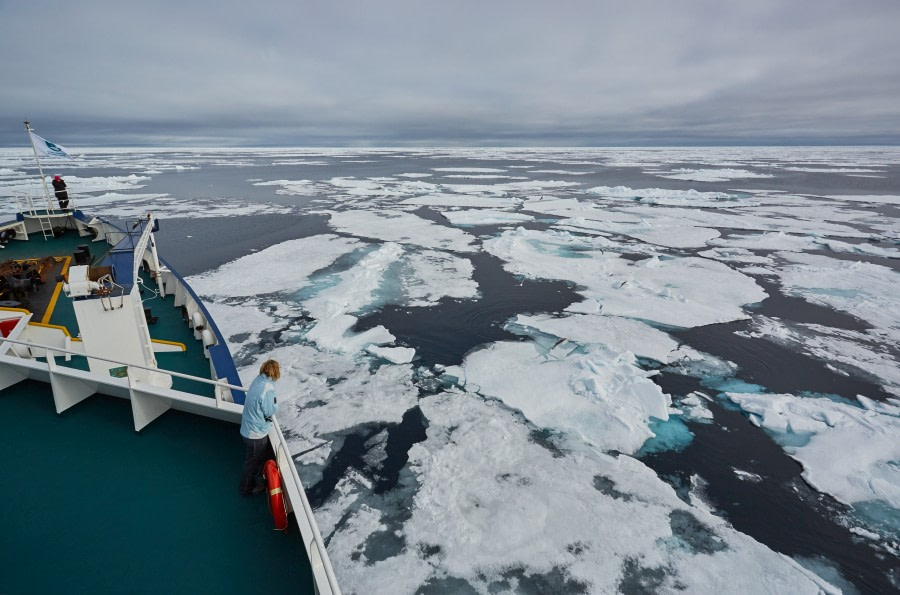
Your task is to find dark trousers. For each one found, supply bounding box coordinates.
[239,436,269,494]
[55,191,69,209]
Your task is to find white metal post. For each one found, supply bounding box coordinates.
[149,232,166,297]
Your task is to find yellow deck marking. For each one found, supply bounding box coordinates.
[41,256,71,324]
[151,338,187,352]
[27,321,82,341]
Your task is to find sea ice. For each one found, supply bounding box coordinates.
[303,243,405,318]
[440,209,534,226]
[698,247,774,265]
[484,227,766,328]
[189,234,363,297]
[507,313,679,363]
[459,340,671,454]
[315,390,836,593]
[652,168,774,182]
[708,231,818,252]
[629,225,721,248]
[399,193,520,208]
[680,392,715,423]
[586,185,745,207]
[328,210,479,253]
[620,204,866,238]
[742,317,900,397]
[302,243,404,354]
[530,169,594,175]
[256,343,421,469]
[774,252,900,342]
[726,392,900,511]
[432,167,508,173]
[398,249,479,306]
[366,345,416,364]
[822,194,900,205]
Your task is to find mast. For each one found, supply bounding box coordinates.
[24,120,54,210]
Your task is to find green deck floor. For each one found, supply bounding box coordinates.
[0,380,315,594]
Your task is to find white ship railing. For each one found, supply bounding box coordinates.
[13,190,77,215]
[0,335,340,595]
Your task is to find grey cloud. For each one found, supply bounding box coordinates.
[1,0,898,146]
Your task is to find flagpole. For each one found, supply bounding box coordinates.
[24,120,54,210]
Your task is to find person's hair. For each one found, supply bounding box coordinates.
[259,359,280,380]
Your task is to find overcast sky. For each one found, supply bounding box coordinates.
[2,0,899,147]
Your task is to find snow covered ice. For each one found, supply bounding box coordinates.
[11,145,900,593]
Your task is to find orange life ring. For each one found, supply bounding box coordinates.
[264,459,289,531]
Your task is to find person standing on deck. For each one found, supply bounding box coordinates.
[239,359,280,496]
[51,175,69,209]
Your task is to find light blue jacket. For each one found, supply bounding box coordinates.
[240,374,278,439]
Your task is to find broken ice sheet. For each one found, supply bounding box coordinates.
[317,390,836,593]
[774,252,900,343]
[507,313,679,363]
[727,391,900,533]
[328,209,479,253]
[440,209,535,226]
[188,234,363,297]
[585,185,748,207]
[398,249,479,306]
[680,392,715,424]
[651,168,774,182]
[460,340,672,454]
[484,227,766,328]
[401,193,521,208]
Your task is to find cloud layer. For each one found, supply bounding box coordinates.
[2,0,899,146]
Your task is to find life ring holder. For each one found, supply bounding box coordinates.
[264,459,289,532]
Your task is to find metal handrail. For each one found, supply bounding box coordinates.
[274,423,342,595]
[13,191,78,215]
[0,335,245,395]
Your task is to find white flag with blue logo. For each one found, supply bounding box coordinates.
[30,131,73,159]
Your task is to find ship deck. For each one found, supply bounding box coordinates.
[0,225,317,593]
[1,228,214,396]
[1,380,315,593]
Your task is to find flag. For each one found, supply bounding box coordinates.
[30,131,73,159]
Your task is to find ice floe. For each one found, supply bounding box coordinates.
[328,210,479,253]
[680,392,715,424]
[786,168,885,174]
[773,252,900,342]
[484,227,766,328]
[397,249,479,306]
[458,340,670,453]
[189,234,363,297]
[652,168,774,182]
[440,209,534,226]
[586,185,744,207]
[709,231,818,252]
[726,392,900,513]
[507,313,679,363]
[822,194,900,205]
[432,167,507,173]
[366,345,416,364]
[399,193,520,208]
